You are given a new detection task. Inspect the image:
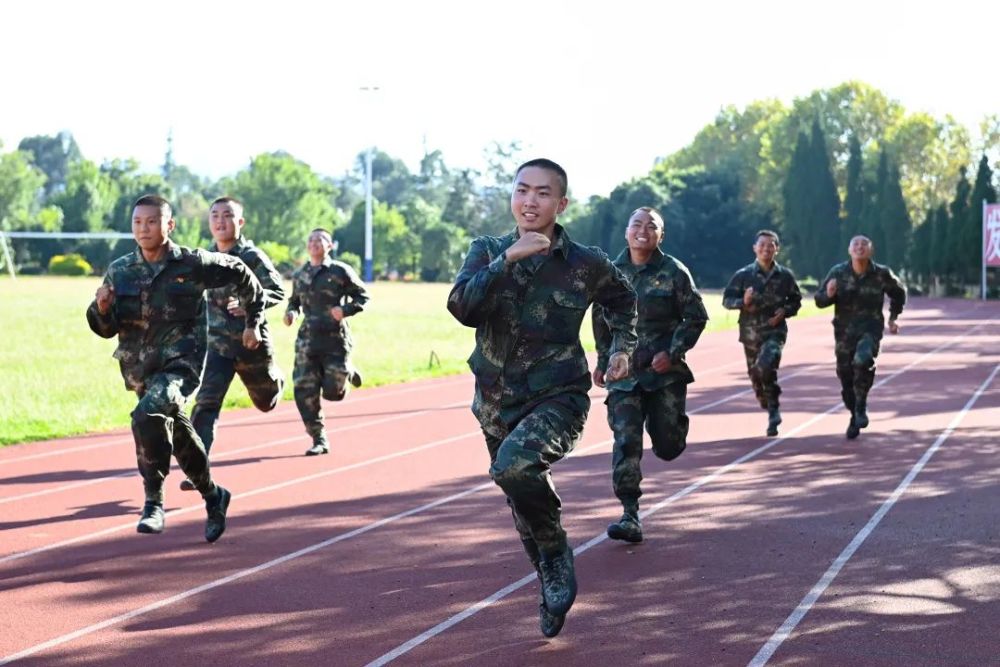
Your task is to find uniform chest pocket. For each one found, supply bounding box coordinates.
[113,283,143,322]
[544,289,589,343]
[643,287,675,319]
[164,281,204,320]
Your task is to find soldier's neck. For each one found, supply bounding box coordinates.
[630,248,654,266]
[216,238,238,253]
[141,244,168,264]
[756,259,775,272]
[851,259,870,274]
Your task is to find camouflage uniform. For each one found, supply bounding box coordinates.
[721,261,802,409]
[593,247,708,512]
[814,261,906,414]
[86,240,265,504]
[191,237,286,453]
[286,256,370,446]
[448,224,637,555]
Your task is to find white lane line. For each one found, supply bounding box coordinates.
[0,376,472,465]
[0,428,480,566]
[365,320,996,666]
[747,362,1000,667]
[0,435,614,666]
[0,401,471,505]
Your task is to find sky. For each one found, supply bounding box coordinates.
[1,0,996,199]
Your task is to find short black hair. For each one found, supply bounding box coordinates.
[309,228,333,243]
[133,194,172,218]
[755,229,780,245]
[514,158,568,197]
[211,196,245,215]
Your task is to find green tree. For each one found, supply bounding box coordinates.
[781,131,812,274]
[52,160,119,233]
[877,157,912,270]
[931,205,951,285]
[17,131,81,197]
[910,208,935,287]
[843,135,865,246]
[947,167,971,282]
[808,119,842,274]
[339,200,411,276]
[0,144,46,231]
[962,155,997,284]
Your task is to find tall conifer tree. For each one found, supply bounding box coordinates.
[843,135,864,248]
[963,155,997,283]
[808,119,842,276]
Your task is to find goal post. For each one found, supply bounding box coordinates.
[0,231,133,279]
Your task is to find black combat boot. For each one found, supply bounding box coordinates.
[846,416,860,440]
[767,405,782,437]
[606,505,643,543]
[538,544,577,617]
[179,478,196,492]
[854,399,869,429]
[204,485,231,543]
[137,502,165,534]
[520,538,565,637]
[305,436,329,456]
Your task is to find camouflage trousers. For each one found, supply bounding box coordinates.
[479,392,589,555]
[293,349,352,444]
[192,347,285,454]
[743,337,785,409]
[835,332,881,411]
[131,366,216,504]
[606,383,688,507]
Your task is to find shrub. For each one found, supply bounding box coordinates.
[48,254,93,276]
[337,251,363,275]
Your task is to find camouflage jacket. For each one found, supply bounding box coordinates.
[285,257,370,355]
[594,248,708,391]
[448,224,638,412]
[206,237,285,358]
[87,240,265,392]
[814,260,906,339]
[721,261,802,345]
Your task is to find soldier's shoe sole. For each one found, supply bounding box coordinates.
[540,602,566,638]
[606,523,644,543]
[204,487,231,543]
[766,426,779,437]
[305,446,329,456]
[179,478,196,492]
[136,520,164,534]
[854,412,869,429]
[846,419,861,440]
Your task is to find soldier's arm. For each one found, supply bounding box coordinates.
[196,251,266,330]
[247,248,286,309]
[814,267,838,308]
[784,271,803,318]
[591,257,638,361]
[86,274,119,338]
[721,270,746,310]
[884,267,907,321]
[338,264,370,316]
[668,267,709,362]
[447,237,508,327]
[591,303,614,372]
[285,272,302,319]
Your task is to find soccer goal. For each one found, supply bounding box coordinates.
[0,231,133,279]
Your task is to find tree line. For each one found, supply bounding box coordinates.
[1,81,998,292]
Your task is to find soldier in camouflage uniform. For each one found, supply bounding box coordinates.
[284,229,369,456]
[593,207,708,544]
[448,159,637,638]
[722,230,802,437]
[815,235,906,439]
[87,195,266,542]
[183,197,286,491]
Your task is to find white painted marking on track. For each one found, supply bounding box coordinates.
[0,376,472,465]
[747,362,1000,667]
[364,319,996,666]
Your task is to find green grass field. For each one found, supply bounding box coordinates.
[0,276,821,445]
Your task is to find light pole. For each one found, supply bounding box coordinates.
[360,86,379,283]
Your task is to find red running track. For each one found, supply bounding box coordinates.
[0,298,997,666]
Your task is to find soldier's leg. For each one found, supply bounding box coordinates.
[234,344,285,413]
[489,394,588,554]
[756,338,785,435]
[743,343,767,409]
[320,355,350,402]
[606,388,645,511]
[191,350,237,455]
[645,383,689,462]
[293,349,328,452]
[852,334,880,427]
[835,336,857,412]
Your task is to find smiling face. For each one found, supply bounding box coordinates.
[753,233,779,266]
[131,204,174,251]
[625,209,664,254]
[209,201,244,245]
[848,235,873,262]
[307,230,333,262]
[510,166,568,236]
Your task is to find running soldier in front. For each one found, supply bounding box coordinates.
[722,230,802,436]
[87,195,266,541]
[183,197,286,490]
[593,207,708,544]
[815,235,906,439]
[284,229,369,456]
[448,158,637,638]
